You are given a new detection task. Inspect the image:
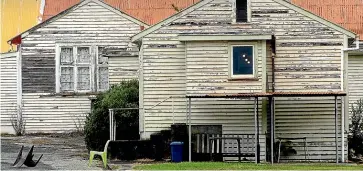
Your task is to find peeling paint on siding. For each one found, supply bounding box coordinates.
[0,52,19,134]
[141,0,346,161]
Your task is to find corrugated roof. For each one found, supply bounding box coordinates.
[42,0,199,25]
[186,91,347,98]
[291,0,363,39]
[42,0,362,39]
[186,93,272,98]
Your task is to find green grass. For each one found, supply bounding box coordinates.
[133,162,363,170]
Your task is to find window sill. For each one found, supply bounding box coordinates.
[230,22,252,26]
[40,92,102,98]
[228,78,259,82]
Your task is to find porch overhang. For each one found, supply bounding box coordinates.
[186,91,346,164]
[186,91,346,98]
[346,49,363,55]
[178,34,272,42]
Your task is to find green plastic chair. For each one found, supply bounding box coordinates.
[88,140,111,168]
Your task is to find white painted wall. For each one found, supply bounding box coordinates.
[109,56,139,85]
[348,55,363,115]
[0,52,19,134]
[21,93,91,133]
[140,0,347,162]
[16,1,142,133]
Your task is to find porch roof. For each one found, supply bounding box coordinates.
[186,91,346,98]
[186,91,345,164]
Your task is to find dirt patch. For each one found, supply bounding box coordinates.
[30,138,52,145]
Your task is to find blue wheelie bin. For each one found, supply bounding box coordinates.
[170,141,184,162]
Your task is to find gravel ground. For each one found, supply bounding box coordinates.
[1,134,104,170]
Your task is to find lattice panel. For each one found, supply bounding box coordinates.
[77,67,90,90]
[60,47,73,64]
[77,47,91,64]
[60,67,74,91]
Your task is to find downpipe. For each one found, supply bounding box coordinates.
[340,36,360,163]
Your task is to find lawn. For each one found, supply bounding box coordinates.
[133,162,363,170]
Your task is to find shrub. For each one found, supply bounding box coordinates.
[349,99,363,159]
[84,80,139,151]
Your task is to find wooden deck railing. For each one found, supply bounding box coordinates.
[192,133,257,162]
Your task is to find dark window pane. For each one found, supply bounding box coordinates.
[236,0,248,22]
[232,46,254,75]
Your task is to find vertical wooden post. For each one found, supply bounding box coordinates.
[237,139,241,162]
[113,110,116,141]
[257,97,260,163]
[254,97,258,163]
[188,98,192,162]
[109,109,112,140]
[335,96,338,164]
[270,97,274,164]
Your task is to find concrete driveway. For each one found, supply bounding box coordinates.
[1,134,103,170]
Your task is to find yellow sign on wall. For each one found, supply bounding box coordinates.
[1,0,44,53]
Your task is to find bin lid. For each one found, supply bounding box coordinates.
[170,141,184,145]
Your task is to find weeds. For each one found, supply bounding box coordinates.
[10,105,25,136]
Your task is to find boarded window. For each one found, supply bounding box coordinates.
[236,0,248,22]
[232,46,254,75]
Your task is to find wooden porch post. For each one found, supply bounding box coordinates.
[335,95,338,163]
[254,97,260,163]
[270,97,275,164]
[188,97,192,162]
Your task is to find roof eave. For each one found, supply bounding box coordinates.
[274,0,356,38]
[8,0,149,45]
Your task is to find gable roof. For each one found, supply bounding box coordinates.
[8,0,148,44]
[131,0,356,42]
[42,0,200,26]
[291,0,363,39]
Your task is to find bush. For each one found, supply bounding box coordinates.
[349,99,363,159]
[84,80,139,151]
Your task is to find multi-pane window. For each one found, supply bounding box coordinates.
[60,47,74,91]
[231,45,255,77]
[57,46,109,93]
[97,47,109,91]
[236,0,248,23]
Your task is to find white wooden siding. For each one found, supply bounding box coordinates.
[21,93,91,133]
[0,52,19,134]
[19,1,142,133]
[348,55,363,114]
[21,1,142,93]
[186,41,263,95]
[275,96,344,161]
[141,0,346,161]
[109,56,138,85]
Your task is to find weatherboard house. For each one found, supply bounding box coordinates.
[132,0,363,163]
[1,0,363,163]
[1,0,147,133]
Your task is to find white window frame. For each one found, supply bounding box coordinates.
[56,44,109,93]
[228,43,258,79]
[75,46,92,92]
[96,47,109,92]
[232,0,251,23]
